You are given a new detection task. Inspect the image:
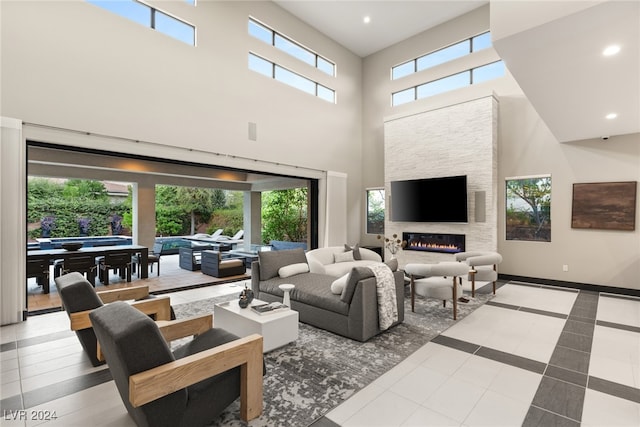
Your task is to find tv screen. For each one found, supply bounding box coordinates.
[391,175,468,222]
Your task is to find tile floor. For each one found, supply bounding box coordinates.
[2,281,639,426]
[321,282,640,427]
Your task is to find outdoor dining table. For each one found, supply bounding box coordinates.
[27,244,149,279]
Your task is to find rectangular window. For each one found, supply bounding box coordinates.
[248,53,273,78]
[472,32,492,52]
[249,53,335,103]
[249,18,335,77]
[417,71,470,99]
[391,88,415,106]
[392,61,505,106]
[155,10,195,45]
[417,40,470,72]
[87,0,195,45]
[248,19,273,44]
[392,61,415,80]
[366,188,385,234]
[392,31,491,80]
[275,34,316,67]
[275,66,316,95]
[472,61,505,84]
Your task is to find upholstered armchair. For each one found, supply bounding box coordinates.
[90,301,263,426]
[405,261,470,320]
[54,272,174,366]
[454,251,503,296]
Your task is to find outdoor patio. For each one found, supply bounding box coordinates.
[27,253,250,315]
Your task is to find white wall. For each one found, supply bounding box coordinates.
[1,0,363,242]
[361,4,640,290]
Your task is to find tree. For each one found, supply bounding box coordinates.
[175,187,217,235]
[506,177,551,239]
[62,179,108,200]
[261,188,307,243]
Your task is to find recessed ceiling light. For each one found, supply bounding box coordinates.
[606,113,618,119]
[603,45,621,56]
[363,16,371,24]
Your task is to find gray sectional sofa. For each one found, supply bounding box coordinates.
[250,248,404,342]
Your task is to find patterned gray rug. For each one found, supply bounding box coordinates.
[172,285,494,427]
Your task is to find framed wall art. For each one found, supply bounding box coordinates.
[571,181,637,231]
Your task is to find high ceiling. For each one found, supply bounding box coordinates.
[274,0,486,57]
[274,1,639,143]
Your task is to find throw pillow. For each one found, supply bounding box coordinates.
[279,262,310,278]
[258,248,307,280]
[334,250,355,263]
[343,243,362,260]
[385,258,398,272]
[330,272,350,294]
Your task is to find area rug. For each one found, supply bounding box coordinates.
[172,285,494,427]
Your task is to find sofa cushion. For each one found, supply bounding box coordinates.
[330,273,350,294]
[258,248,307,280]
[334,250,355,263]
[258,273,349,315]
[343,244,362,260]
[279,262,309,278]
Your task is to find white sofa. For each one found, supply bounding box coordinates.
[306,246,382,278]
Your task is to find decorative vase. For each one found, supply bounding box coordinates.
[238,285,254,308]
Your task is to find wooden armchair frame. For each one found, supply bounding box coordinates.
[68,285,172,361]
[126,315,264,421]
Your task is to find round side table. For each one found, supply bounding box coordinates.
[279,284,295,307]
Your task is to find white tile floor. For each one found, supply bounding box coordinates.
[2,281,640,427]
[325,283,640,427]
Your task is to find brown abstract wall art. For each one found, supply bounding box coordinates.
[571,181,637,231]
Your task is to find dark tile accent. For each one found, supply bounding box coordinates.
[520,306,568,319]
[308,416,341,427]
[475,346,547,374]
[563,319,595,337]
[22,369,112,409]
[486,300,521,311]
[432,335,480,354]
[0,341,17,352]
[549,346,591,374]
[0,394,23,412]
[596,320,640,334]
[589,376,640,404]
[522,406,580,427]
[567,315,596,325]
[556,331,593,353]
[500,275,640,297]
[531,377,585,422]
[569,307,596,321]
[16,330,75,349]
[545,365,588,387]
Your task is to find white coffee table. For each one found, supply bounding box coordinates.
[214,298,298,353]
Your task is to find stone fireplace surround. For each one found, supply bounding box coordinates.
[383,96,498,265]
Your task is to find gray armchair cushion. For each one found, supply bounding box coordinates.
[89,302,185,427]
[258,248,307,280]
[343,243,362,260]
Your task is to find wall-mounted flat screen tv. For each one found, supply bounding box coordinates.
[391,175,468,222]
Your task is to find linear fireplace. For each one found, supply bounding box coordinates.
[402,232,465,254]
